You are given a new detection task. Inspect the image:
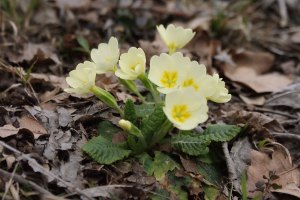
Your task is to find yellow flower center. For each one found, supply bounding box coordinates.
[172,105,191,123]
[160,71,178,88]
[130,65,136,70]
[168,43,178,54]
[182,78,199,91]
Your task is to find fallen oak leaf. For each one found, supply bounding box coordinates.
[246,146,300,198]
[224,67,293,93]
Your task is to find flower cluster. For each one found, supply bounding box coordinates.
[65,24,231,130]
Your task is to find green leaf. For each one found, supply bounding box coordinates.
[137,153,154,175]
[202,124,242,142]
[141,104,167,141]
[134,103,155,118]
[150,188,170,200]
[124,99,138,125]
[171,134,210,156]
[241,171,247,200]
[97,121,121,140]
[82,136,131,165]
[196,161,222,186]
[127,135,145,154]
[137,152,179,181]
[76,36,90,52]
[203,185,220,200]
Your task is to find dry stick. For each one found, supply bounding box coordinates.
[2,162,19,200]
[222,142,240,192]
[0,168,51,196]
[277,0,288,27]
[272,132,300,142]
[277,165,300,176]
[0,141,95,200]
[253,107,298,119]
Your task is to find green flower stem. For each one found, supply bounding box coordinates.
[118,78,145,103]
[138,74,161,103]
[149,119,173,147]
[90,85,124,117]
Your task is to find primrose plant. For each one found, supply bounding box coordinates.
[65,24,242,165]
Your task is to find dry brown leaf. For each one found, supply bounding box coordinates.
[247,146,300,198]
[19,115,48,138]
[0,124,19,138]
[186,30,220,69]
[33,7,59,25]
[81,185,130,198]
[179,156,198,174]
[139,33,168,61]
[227,110,284,135]
[239,95,266,105]
[9,43,61,64]
[187,16,211,31]
[5,155,16,169]
[272,183,300,198]
[224,67,293,93]
[265,81,300,109]
[30,73,68,90]
[230,50,274,74]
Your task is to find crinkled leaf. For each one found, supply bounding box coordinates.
[202,124,242,142]
[141,104,166,141]
[134,103,155,118]
[196,161,222,186]
[203,185,220,200]
[97,121,121,140]
[137,152,179,181]
[124,99,138,125]
[137,153,154,175]
[172,134,210,156]
[150,188,170,200]
[82,136,131,165]
[127,135,145,153]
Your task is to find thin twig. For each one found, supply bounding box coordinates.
[2,162,19,200]
[0,168,51,196]
[222,142,240,192]
[253,107,298,119]
[272,132,300,142]
[0,141,95,200]
[277,165,299,176]
[277,0,288,27]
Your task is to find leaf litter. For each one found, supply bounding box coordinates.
[1,0,300,199]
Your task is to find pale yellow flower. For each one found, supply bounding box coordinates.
[207,74,231,103]
[163,88,208,130]
[65,61,96,94]
[115,47,146,80]
[180,63,217,98]
[90,37,120,74]
[157,24,195,53]
[148,52,189,94]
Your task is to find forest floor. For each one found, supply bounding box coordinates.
[0,0,300,199]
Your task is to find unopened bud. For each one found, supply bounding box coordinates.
[119,119,132,131]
